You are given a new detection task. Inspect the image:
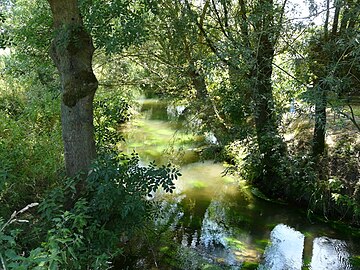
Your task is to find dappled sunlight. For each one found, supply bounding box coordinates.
[177,161,232,196]
[120,98,360,268]
[2,0,360,268]
[119,99,204,165]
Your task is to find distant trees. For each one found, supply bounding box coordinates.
[134,0,359,197]
[126,0,293,193]
[3,0,359,202]
[156,0,290,193]
[0,12,6,49]
[308,0,360,159]
[1,2,13,49]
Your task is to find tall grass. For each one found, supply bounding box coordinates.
[0,69,64,217]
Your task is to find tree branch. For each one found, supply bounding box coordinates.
[184,0,239,71]
[329,102,360,133]
[272,62,307,86]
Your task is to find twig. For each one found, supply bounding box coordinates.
[338,104,360,133]
[0,203,38,232]
[272,62,307,86]
[0,253,6,270]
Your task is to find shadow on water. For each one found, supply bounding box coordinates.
[119,98,360,269]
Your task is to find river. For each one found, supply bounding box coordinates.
[119,98,360,270]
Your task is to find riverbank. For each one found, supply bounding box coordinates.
[117,98,360,269]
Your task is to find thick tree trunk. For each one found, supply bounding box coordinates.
[254,0,278,138]
[61,96,96,177]
[254,47,277,139]
[252,0,286,192]
[254,47,285,189]
[47,0,98,177]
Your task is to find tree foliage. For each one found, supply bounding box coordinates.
[0,0,360,268]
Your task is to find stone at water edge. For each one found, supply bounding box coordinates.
[258,223,305,270]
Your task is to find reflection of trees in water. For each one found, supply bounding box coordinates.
[141,100,169,121]
[178,194,212,247]
[259,224,305,270]
[310,237,351,270]
[131,99,358,268]
[259,224,352,270]
[200,201,229,249]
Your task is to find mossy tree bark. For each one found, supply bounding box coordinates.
[47,0,98,178]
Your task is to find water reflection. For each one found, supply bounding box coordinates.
[200,201,229,249]
[310,237,352,270]
[121,99,360,269]
[259,225,354,270]
[141,99,170,121]
[259,224,305,270]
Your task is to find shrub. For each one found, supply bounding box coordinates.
[0,90,63,218]
[0,151,180,269]
[94,96,131,150]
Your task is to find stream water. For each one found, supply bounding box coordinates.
[119,99,360,269]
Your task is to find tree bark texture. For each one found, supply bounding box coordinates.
[47,0,98,177]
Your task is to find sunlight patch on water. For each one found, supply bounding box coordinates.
[310,237,352,270]
[259,224,305,270]
[177,161,234,196]
[120,116,202,164]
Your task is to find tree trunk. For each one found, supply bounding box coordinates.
[253,45,285,189]
[188,65,230,145]
[61,96,96,177]
[47,0,98,178]
[311,0,336,160]
[239,0,286,188]
[252,0,286,192]
[312,82,327,159]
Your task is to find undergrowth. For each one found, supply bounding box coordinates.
[0,79,181,268]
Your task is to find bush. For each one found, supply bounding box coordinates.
[94,96,131,150]
[0,89,63,218]
[0,151,180,269]
[0,67,181,268]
